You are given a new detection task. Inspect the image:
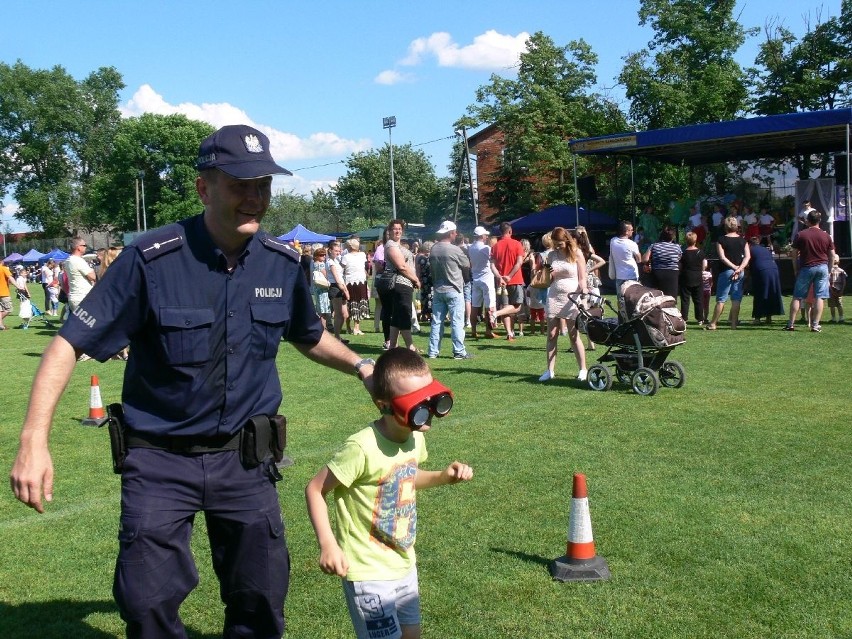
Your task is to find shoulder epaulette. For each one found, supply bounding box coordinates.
[260,235,300,262]
[137,227,185,263]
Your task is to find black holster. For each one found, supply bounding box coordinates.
[106,403,127,474]
[240,414,287,468]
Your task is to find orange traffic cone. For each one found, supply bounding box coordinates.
[549,473,611,582]
[81,375,108,427]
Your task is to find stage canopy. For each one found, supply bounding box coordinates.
[508,205,619,234]
[278,224,335,243]
[569,109,852,165]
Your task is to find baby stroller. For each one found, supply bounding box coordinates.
[570,281,686,395]
[17,292,53,329]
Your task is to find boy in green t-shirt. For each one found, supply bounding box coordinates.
[306,348,473,639]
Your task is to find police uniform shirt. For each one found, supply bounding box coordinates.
[59,214,324,437]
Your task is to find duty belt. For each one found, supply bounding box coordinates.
[125,430,241,454]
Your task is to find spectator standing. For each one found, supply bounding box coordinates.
[784,209,836,332]
[539,227,588,382]
[574,226,606,349]
[748,237,784,325]
[468,226,498,339]
[64,238,96,316]
[643,227,682,298]
[491,222,525,340]
[327,240,350,343]
[678,232,707,324]
[609,221,641,298]
[0,262,15,330]
[706,216,751,330]
[828,254,846,323]
[415,242,433,325]
[341,238,369,336]
[40,259,55,313]
[427,221,472,360]
[384,219,421,351]
[10,124,378,637]
[312,247,333,330]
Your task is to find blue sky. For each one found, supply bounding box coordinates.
[0,0,836,232]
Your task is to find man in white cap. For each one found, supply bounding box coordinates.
[427,220,472,359]
[468,225,499,338]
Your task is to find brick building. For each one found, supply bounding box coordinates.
[466,124,504,224]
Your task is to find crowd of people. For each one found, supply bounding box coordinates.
[4,124,847,638]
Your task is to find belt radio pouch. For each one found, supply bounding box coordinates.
[107,403,127,474]
[241,414,287,468]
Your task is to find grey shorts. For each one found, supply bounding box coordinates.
[506,284,525,306]
[343,567,420,639]
[0,296,11,313]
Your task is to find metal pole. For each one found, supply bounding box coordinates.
[573,155,579,228]
[135,178,141,232]
[630,158,636,227]
[453,151,465,223]
[389,128,397,218]
[461,127,478,226]
[140,173,148,232]
[847,123,851,257]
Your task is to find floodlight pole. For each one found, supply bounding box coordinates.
[138,171,148,232]
[383,116,397,218]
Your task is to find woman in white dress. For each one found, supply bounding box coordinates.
[341,237,369,335]
[539,227,588,382]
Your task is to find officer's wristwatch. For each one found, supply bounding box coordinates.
[354,358,376,380]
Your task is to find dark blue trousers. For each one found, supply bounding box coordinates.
[113,448,288,638]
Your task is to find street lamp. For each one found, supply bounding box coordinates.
[138,171,148,232]
[382,116,397,217]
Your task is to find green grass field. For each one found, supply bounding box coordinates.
[1,296,850,638]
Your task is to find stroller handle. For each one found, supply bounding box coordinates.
[567,291,618,315]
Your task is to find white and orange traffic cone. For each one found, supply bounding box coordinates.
[81,375,108,427]
[549,473,611,582]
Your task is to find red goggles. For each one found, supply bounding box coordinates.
[390,379,454,430]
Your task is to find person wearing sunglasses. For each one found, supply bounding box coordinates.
[305,347,473,639]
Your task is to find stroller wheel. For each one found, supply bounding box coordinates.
[587,365,612,391]
[659,361,686,388]
[615,368,631,385]
[631,367,659,396]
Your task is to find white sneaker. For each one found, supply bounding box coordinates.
[538,370,555,382]
[576,369,588,381]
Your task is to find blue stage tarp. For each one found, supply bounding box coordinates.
[278,224,335,243]
[20,248,46,263]
[507,205,619,234]
[39,248,70,263]
[570,109,852,165]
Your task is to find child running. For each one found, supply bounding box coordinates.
[828,254,846,323]
[306,347,473,639]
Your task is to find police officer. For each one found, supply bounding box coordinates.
[9,124,376,638]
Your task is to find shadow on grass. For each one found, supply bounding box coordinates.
[490,546,552,570]
[0,600,220,639]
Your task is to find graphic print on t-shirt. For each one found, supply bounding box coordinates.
[370,461,417,550]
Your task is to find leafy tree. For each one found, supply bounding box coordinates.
[618,0,754,209]
[465,32,627,221]
[748,2,852,178]
[0,61,124,235]
[88,114,214,230]
[334,143,441,225]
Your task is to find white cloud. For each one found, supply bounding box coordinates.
[399,30,529,71]
[374,69,414,85]
[120,84,372,164]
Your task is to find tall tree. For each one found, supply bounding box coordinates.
[334,144,440,225]
[748,2,852,178]
[88,114,214,230]
[465,32,627,221]
[0,61,124,235]
[618,0,753,208]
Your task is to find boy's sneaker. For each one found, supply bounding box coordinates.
[811,324,822,332]
[782,324,795,331]
[427,353,438,359]
[453,352,474,360]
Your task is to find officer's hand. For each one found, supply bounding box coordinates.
[9,443,54,514]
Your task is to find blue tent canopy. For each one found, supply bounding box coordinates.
[507,205,618,235]
[278,224,335,243]
[3,252,24,263]
[20,248,46,263]
[570,108,852,165]
[39,248,70,263]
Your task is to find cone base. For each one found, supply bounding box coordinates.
[81,416,108,427]
[549,554,611,582]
